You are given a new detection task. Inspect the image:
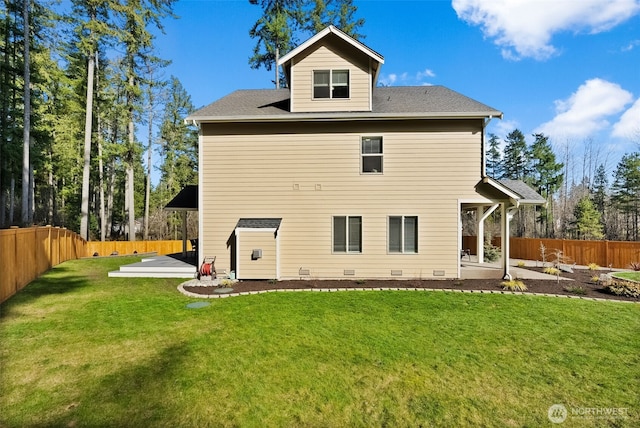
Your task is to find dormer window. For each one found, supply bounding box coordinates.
[313,70,349,99]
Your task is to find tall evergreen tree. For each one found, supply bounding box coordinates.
[116,0,175,240]
[571,196,604,240]
[485,133,502,178]
[249,0,364,88]
[72,0,114,240]
[611,152,640,240]
[249,0,301,88]
[304,0,364,38]
[501,129,530,181]
[530,133,563,237]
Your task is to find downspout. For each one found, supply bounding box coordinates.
[481,116,494,178]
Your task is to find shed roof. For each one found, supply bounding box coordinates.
[235,218,282,229]
[187,86,502,123]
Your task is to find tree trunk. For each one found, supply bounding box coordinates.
[80,51,95,240]
[144,89,153,240]
[21,0,30,225]
[106,160,115,239]
[95,54,106,241]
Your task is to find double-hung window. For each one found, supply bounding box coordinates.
[362,136,383,173]
[333,216,362,253]
[388,216,418,253]
[314,70,349,99]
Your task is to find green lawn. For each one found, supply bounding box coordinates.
[1,257,639,427]
[614,271,640,282]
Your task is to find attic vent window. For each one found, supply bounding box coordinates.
[313,70,349,99]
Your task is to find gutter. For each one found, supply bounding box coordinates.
[186,111,504,125]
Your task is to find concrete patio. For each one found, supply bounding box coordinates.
[108,253,198,278]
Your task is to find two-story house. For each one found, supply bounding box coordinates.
[187,26,543,281]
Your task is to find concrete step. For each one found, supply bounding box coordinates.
[108,270,196,278]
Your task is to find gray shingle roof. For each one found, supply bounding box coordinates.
[498,179,546,203]
[187,86,501,121]
[236,218,283,229]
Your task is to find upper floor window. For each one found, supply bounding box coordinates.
[361,136,383,173]
[314,70,349,99]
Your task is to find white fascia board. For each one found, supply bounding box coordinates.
[234,227,278,233]
[278,25,384,66]
[481,176,522,200]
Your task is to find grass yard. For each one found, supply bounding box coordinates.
[1,257,639,427]
[614,271,640,282]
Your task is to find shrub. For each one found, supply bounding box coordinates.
[588,263,600,271]
[591,275,600,284]
[543,267,560,276]
[628,261,640,271]
[501,279,527,292]
[484,242,501,262]
[605,280,640,298]
[220,279,234,288]
[517,261,526,268]
[563,285,587,295]
[268,279,278,285]
[355,279,366,285]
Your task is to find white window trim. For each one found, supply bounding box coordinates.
[312,69,351,100]
[332,215,362,254]
[361,135,384,175]
[388,215,419,254]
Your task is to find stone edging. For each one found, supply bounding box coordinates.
[177,282,639,304]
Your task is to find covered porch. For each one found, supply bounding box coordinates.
[462,177,546,280]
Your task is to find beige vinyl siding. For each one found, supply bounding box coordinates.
[235,229,277,280]
[200,119,486,279]
[290,35,371,112]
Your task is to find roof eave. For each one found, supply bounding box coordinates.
[186,111,503,124]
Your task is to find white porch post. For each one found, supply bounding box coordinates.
[501,203,517,280]
[476,204,499,264]
[476,206,484,263]
[502,203,509,279]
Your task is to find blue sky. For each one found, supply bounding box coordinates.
[154,0,640,181]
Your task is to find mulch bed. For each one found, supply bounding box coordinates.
[183,267,639,302]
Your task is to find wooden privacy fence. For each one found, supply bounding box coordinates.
[0,226,87,304]
[85,240,183,258]
[462,236,640,269]
[1,227,184,304]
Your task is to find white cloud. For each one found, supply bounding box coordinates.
[452,0,640,60]
[612,98,640,139]
[535,78,633,139]
[417,68,436,80]
[621,39,640,51]
[379,73,397,86]
[379,68,436,86]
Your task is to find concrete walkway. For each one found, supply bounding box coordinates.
[460,257,567,280]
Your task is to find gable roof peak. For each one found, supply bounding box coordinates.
[277,25,384,66]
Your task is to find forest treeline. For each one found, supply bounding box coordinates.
[1,0,638,242]
[0,0,364,241]
[478,130,640,242]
